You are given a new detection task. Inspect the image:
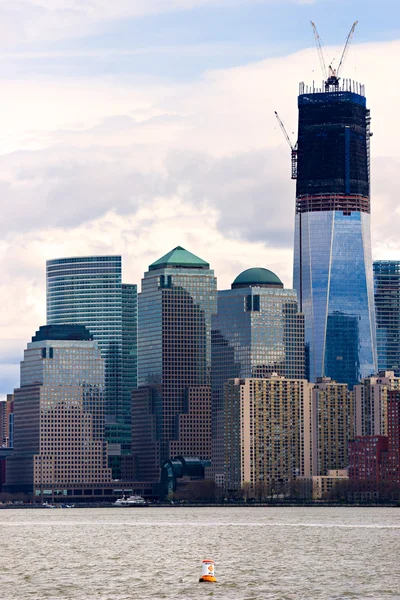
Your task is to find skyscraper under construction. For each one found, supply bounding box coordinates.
[292,26,377,387]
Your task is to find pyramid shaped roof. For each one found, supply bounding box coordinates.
[149,246,209,271]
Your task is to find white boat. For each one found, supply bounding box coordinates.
[42,502,57,509]
[113,495,148,507]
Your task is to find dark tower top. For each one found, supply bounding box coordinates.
[296,83,370,214]
[32,324,93,342]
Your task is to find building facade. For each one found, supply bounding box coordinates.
[380,391,400,485]
[46,256,137,475]
[312,378,354,476]
[293,79,377,387]
[349,391,400,487]
[374,261,400,376]
[354,371,400,437]
[211,267,305,481]
[134,246,217,479]
[5,325,112,500]
[224,375,314,493]
[0,395,14,448]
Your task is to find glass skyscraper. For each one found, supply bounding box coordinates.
[293,79,377,387]
[46,256,137,474]
[374,261,400,376]
[211,267,305,481]
[134,246,217,474]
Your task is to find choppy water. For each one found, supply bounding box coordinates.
[0,507,399,599]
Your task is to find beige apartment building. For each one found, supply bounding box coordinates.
[312,378,355,476]
[224,374,314,492]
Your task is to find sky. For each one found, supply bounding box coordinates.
[1,0,400,398]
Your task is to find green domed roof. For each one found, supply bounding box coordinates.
[232,267,283,289]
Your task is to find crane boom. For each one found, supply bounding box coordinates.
[274,111,294,150]
[337,21,358,77]
[310,21,328,81]
[274,111,298,179]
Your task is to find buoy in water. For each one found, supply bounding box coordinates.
[199,559,217,583]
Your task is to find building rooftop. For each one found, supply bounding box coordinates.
[231,267,283,289]
[149,246,210,271]
[31,325,93,342]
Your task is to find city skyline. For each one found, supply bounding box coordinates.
[1,2,400,399]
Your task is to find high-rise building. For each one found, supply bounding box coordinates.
[293,76,377,387]
[312,377,354,476]
[0,394,14,447]
[5,325,112,500]
[211,267,305,482]
[354,371,400,437]
[224,375,314,493]
[373,261,400,375]
[46,256,137,475]
[133,246,217,479]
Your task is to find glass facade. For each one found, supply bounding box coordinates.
[137,247,217,468]
[374,261,400,376]
[46,256,137,473]
[294,211,376,387]
[293,86,377,387]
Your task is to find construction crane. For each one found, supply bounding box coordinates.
[310,21,358,90]
[336,21,358,78]
[274,111,298,179]
[310,21,328,82]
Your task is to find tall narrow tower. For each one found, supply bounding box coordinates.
[293,75,377,387]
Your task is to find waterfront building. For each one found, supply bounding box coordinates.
[0,394,14,448]
[310,469,349,500]
[46,256,137,475]
[133,246,217,480]
[292,76,377,387]
[5,325,112,500]
[354,371,400,437]
[374,261,400,375]
[312,378,354,476]
[346,390,400,486]
[211,267,305,482]
[224,375,314,493]
[380,391,400,485]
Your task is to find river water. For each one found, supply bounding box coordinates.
[0,507,399,599]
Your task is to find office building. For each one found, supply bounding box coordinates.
[211,267,305,481]
[224,375,314,493]
[312,378,354,476]
[46,256,137,475]
[5,325,112,500]
[374,261,400,375]
[293,76,376,387]
[354,371,400,437]
[133,246,217,479]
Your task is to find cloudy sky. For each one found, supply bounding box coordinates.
[1,0,400,398]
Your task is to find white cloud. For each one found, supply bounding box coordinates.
[0,0,318,47]
[1,39,400,395]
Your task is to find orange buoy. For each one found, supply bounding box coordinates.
[199,559,217,583]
